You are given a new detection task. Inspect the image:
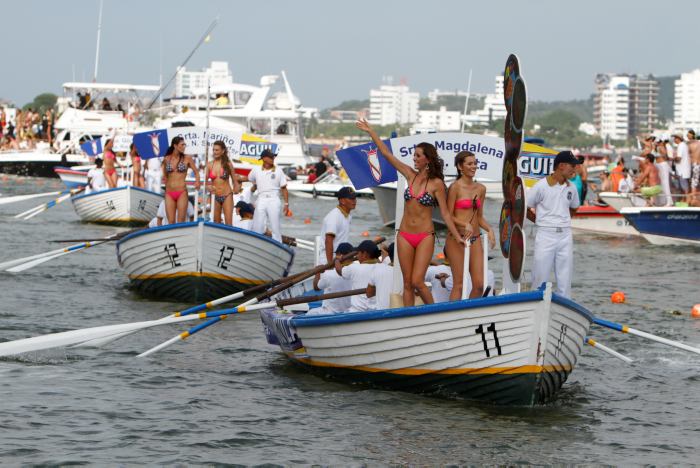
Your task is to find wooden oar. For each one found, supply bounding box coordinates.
[281,235,314,251]
[0,241,106,272]
[585,337,633,363]
[593,317,700,356]
[0,288,367,358]
[461,237,473,299]
[50,226,145,243]
[15,187,84,220]
[135,236,384,356]
[137,288,367,357]
[0,191,62,206]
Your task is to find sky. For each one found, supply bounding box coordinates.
[2,0,699,109]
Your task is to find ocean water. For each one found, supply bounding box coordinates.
[1,174,699,465]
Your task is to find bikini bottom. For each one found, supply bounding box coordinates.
[214,193,232,204]
[166,190,185,201]
[398,230,434,249]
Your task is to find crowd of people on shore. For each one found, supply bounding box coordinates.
[0,107,55,150]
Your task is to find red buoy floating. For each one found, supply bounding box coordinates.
[691,304,700,319]
[611,291,626,304]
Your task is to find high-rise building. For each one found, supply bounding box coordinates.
[369,84,419,126]
[594,73,658,141]
[174,61,233,97]
[415,106,462,132]
[462,75,507,127]
[674,69,700,131]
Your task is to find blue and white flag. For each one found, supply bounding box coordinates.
[336,140,397,190]
[132,127,243,160]
[80,139,103,156]
[132,129,169,160]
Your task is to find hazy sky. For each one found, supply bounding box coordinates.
[2,0,699,109]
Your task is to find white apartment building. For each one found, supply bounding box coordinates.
[462,75,507,127]
[596,75,630,141]
[369,84,419,126]
[174,61,233,97]
[674,69,700,131]
[415,106,461,132]
[594,73,658,140]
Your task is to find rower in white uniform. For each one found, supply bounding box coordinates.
[527,150,581,299]
[246,149,289,242]
[145,156,163,194]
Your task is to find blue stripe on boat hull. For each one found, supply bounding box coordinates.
[623,210,700,241]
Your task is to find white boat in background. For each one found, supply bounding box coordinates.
[571,205,639,236]
[598,191,645,211]
[0,82,159,178]
[116,221,296,302]
[287,171,374,200]
[71,186,162,226]
[156,72,312,168]
[262,284,593,405]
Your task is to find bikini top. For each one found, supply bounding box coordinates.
[104,150,115,160]
[403,176,436,207]
[454,197,481,210]
[208,164,230,180]
[165,156,187,173]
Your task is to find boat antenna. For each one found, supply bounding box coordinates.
[460,68,473,133]
[145,16,219,111]
[93,0,104,82]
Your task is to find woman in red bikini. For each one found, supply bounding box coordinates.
[205,140,239,225]
[129,143,144,188]
[356,119,464,306]
[445,151,496,300]
[162,136,200,224]
[103,139,122,188]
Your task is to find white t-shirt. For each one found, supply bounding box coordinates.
[677,141,691,178]
[425,264,452,303]
[321,206,352,253]
[527,177,580,228]
[237,218,253,231]
[308,270,353,314]
[368,262,394,310]
[248,166,287,196]
[146,156,162,173]
[87,168,106,192]
[339,262,376,312]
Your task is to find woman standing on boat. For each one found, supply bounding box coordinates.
[162,136,200,224]
[445,151,496,300]
[129,144,145,188]
[206,140,239,225]
[356,119,464,306]
[103,138,122,189]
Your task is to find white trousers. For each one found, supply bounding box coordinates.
[145,170,162,194]
[252,196,282,241]
[531,227,574,298]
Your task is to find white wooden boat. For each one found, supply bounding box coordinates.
[571,205,639,236]
[55,165,90,189]
[620,207,700,246]
[71,186,162,226]
[116,221,296,302]
[262,284,592,405]
[287,172,374,200]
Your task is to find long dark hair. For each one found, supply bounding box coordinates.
[213,140,232,170]
[417,142,444,180]
[165,136,185,164]
[454,150,475,179]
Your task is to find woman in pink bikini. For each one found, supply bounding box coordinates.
[205,140,239,225]
[162,136,200,224]
[356,119,464,306]
[129,143,144,188]
[445,151,496,300]
[103,139,121,188]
